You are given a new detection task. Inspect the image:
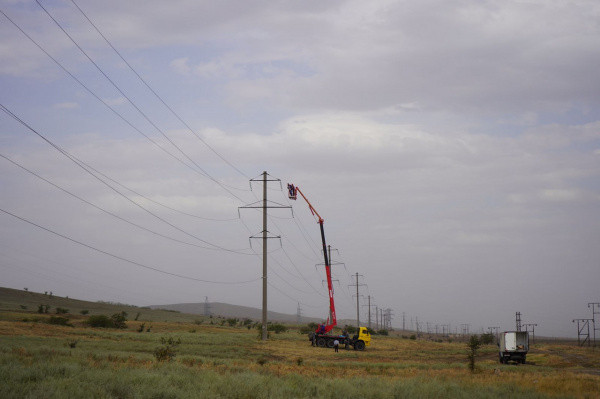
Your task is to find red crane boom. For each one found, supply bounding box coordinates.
[288,184,336,333]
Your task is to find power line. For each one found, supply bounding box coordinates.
[0,103,251,255]
[0,207,260,285]
[35,0,247,199]
[0,7,247,203]
[69,0,249,180]
[0,152,245,253]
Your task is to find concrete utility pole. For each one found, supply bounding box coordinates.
[350,273,366,329]
[402,312,406,331]
[239,172,290,341]
[375,306,379,330]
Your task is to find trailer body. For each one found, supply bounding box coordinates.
[499,331,529,364]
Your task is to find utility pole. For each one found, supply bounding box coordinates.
[524,323,538,345]
[239,172,291,341]
[296,303,302,325]
[402,312,406,331]
[375,306,379,330]
[362,296,376,330]
[588,303,600,347]
[516,312,522,332]
[350,273,366,329]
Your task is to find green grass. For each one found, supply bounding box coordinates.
[1,286,599,398]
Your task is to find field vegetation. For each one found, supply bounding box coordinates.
[1,288,599,398]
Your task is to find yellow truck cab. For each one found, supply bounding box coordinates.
[354,327,371,350]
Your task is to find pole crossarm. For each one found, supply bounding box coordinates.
[239,171,293,341]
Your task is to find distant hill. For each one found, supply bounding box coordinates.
[150,302,359,327]
[149,302,323,324]
[0,286,357,327]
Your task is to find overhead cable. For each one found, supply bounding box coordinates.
[69,0,249,180]
[0,207,260,285]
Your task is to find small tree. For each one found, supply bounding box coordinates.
[467,335,481,372]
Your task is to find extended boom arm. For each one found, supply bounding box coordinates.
[288,184,336,333]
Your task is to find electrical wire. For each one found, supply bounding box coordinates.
[69,0,249,180]
[0,103,252,255]
[0,207,260,285]
[0,152,247,253]
[35,0,247,199]
[0,7,247,203]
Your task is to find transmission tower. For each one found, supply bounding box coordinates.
[296,303,302,324]
[588,303,600,347]
[573,318,593,346]
[516,312,522,331]
[203,296,211,317]
[239,171,291,341]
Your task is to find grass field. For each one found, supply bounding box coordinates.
[1,288,599,398]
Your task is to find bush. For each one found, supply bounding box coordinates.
[47,316,71,326]
[154,336,180,362]
[86,312,128,329]
[377,329,389,336]
[226,318,238,327]
[55,307,69,314]
[154,345,176,362]
[467,335,481,372]
[409,334,417,340]
[80,310,89,315]
[480,333,494,345]
[268,323,288,334]
[344,325,357,334]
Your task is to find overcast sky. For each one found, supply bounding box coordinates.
[1,0,599,337]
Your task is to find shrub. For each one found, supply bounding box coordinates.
[159,336,181,346]
[86,312,128,329]
[67,340,78,348]
[55,307,69,314]
[154,336,180,362]
[409,334,417,340]
[80,310,89,315]
[377,329,389,336]
[467,335,481,372]
[137,323,145,333]
[344,325,357,334]
[154,345,176,362]
[480,333,494,345]
[19,305,27,310]
[87,315,112,328]
[48,316,71,326]
[268,323,288,334]
[38,304,50,314]
[110,311,128,329]
[226,318,238,327]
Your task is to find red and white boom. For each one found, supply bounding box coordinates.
[288,184,336,333]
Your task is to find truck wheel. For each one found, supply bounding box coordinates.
[498,354,504,364]
[326,339,335,348]
[316,338,326,347]
[354,340,366,351]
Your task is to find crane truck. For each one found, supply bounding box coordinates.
[288,184,371,351]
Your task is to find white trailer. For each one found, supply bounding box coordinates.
[499,331,529,364]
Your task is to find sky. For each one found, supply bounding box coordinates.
[1,0,599,338]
